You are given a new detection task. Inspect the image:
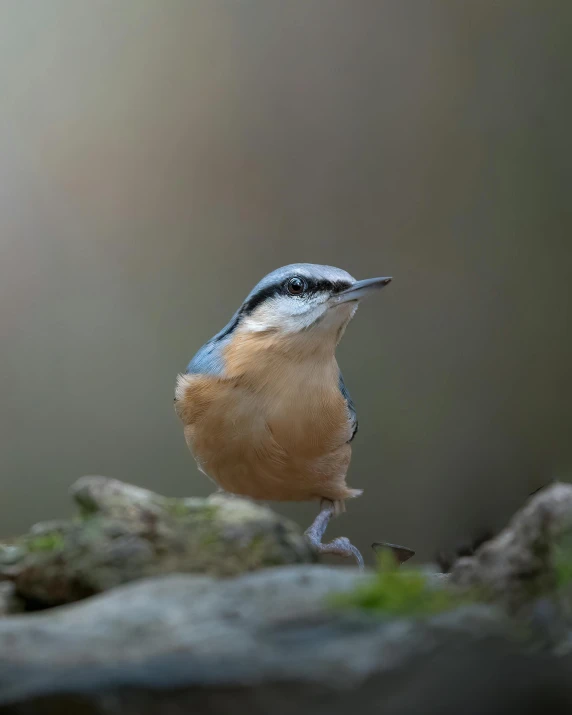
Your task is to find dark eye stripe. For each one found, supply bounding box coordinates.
[241,284,282,315]
[314,279,351,293]
[240,277,352,316]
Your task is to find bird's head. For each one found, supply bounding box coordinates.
[235,263,391,346]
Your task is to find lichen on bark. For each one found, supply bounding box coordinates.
[0,476,315,609]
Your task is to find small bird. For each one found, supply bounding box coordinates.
[175,264,392,566]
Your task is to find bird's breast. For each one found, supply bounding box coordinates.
[175,334,354,500]
[261,365,350,456]
[177,365,350,453]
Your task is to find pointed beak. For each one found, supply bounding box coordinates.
[331,276,392,304]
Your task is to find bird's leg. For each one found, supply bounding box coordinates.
[305,499,364,569]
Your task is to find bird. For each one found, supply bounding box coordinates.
[174,263,392,567]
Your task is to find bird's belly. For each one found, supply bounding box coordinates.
[183,381,352,502]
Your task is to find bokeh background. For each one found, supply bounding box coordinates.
[0,0,570,563]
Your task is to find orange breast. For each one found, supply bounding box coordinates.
[175,342,359,503]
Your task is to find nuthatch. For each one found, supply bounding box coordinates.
[175,264,391,567]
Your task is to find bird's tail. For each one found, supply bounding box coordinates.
[333,488,363,516]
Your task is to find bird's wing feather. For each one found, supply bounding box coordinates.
[186,339,227,376]
[338,371,358,442]
[185,311,241,377]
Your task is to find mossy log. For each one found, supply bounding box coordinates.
[0,477,315,609]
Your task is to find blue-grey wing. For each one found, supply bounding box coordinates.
[185,312,240,377]
[339,371,358,442]
[186,339,227,376]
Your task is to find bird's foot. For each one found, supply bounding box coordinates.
[305,499,364,569]
[311,535,365,568]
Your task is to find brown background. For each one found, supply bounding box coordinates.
[1,1,570,563]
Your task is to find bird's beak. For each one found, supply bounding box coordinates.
[331,276,392,304]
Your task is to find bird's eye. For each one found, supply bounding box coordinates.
[286,277,306,296]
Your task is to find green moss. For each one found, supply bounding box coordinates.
[245,534,273,564]
[165,500,218,520]
[198,531,220,547]
[75,504,95,521]
[331,551,472,617]
[24,532,65,553]
[248,534,265,550]
[165,501,191,518]
[553,532,572,588]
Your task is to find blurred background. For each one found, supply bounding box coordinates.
[0,0,570,563]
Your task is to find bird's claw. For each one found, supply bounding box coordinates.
[306,534,365,570]
[305,499,364,569]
